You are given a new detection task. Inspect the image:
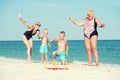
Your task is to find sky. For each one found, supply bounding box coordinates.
[0,0,120,40]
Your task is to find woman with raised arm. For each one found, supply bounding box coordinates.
[18,13,41,63]
[69,9,105,66]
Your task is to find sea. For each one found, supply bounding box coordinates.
[0,40,120,65]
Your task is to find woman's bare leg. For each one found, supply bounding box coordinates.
[90,36,99,66]
[22,35,32,63]
[84,37,92,66]
[28,38,33,63]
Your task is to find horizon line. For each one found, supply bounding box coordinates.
[0,39,120,41]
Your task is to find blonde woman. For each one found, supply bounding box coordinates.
[69,9,105,66]
[18,13,41,63]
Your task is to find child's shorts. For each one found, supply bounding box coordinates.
[57,50,66,61]
[40,45,48,54]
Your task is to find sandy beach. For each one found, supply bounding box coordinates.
[0,57,120,80]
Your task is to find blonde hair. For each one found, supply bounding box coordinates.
[87,9,94,15]
[60,31,65,36]
[43,28,48,32]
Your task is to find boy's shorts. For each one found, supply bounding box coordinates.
[57,50,66,61]
[40,45,48,54]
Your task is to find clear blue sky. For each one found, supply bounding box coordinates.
[0,0,120,40]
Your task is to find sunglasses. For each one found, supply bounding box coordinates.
[36,24,41,26]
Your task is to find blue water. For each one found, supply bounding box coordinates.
[0,40,120,65]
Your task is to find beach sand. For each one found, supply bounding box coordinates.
[0,57,120,80]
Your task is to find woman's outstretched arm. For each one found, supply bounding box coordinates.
[36,30,41,39]
[69,17,85,26]
[18,13,32,29]
[95,18,105,28]
[49,39,58,42]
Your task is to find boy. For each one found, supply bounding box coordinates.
[40,29,50,63]
[52,31,68,65]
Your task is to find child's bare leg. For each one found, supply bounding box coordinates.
[41,53,44,63]
[52,51,57,64]
[45,53,48,63]
[61,60,65,65]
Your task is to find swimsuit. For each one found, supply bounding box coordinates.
[56,50,66,61]
[24,29,39,40]
[40,45,48,54]
[84,18,98,39]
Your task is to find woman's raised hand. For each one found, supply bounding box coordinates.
[18,13,22,19]
[69,17,73,21]
[101,24,105,28]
